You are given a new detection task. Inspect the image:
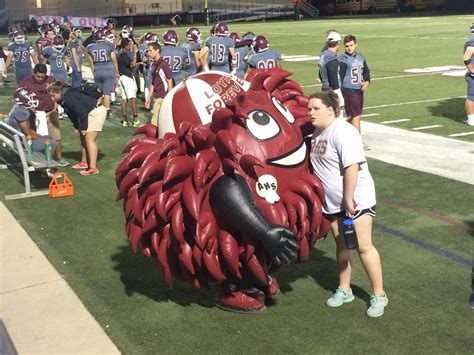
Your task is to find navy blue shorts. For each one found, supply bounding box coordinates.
[325,205,376,221]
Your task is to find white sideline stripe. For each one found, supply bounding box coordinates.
[412,125,443,131]
[284,56,320,62]
[301,72,435,88]
[362,113,380,117]
[449,132,474,137]
[381,119,410,124]
[365,96,465,110]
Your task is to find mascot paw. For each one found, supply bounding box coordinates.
[216,287,266,313]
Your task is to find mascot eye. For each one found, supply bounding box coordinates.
[272,97,295,124]
[246,110,280,141]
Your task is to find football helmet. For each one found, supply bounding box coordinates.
[13,30,25,45]
[122,25,133,39]
[14,87,39,110]
[8,31,14,42]
[163,29,178,46]
[185,27,202,44]
[471,22,474,34]
[52,35,65,52]
[229,32,240,42]
[144,32,160,44]
[93,28,105,42]
[242,31,256,42]
[73,27,82,38]
[214,21,229,37]
[104,30,115,44]
[106,18,117,28]
[50,21,60,34]
[253,35,269,53]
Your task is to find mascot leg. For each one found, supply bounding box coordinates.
[210,174,296,312]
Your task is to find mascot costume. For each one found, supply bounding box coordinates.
[116,68,330,313]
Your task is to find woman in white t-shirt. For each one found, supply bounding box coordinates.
[308,90,387,318]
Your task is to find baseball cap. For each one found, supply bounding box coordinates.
[326,31,341,43]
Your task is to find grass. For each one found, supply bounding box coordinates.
[1,15,473,354]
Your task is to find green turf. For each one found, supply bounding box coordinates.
[1,15,474,354]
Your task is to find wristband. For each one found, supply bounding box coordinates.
[465,59,471,66]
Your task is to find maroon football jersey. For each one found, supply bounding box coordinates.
[18,75,56,112]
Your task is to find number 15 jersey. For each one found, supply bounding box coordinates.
[87,42,115,71]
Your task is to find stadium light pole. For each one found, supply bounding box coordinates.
[205,0,209,26]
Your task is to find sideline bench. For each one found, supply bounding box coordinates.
[0,121,59,200]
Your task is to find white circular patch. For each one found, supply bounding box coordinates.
[256,174,280,204]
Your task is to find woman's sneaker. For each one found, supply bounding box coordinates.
[326,287,354,307]
[367,294,388,318]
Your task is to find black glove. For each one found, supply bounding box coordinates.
[261,227,299,266]
[210,174,300,266]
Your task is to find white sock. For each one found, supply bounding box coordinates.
[111,93,116,102]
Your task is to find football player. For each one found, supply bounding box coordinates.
[161,29,189,86]
[105,18,117,34]
[247,35,281,70]
[87,28,119,114]
[204,21,236,73]
[68,28,83,88]
[318,31,344,110]
[141,32,160,105]
[182,27,202,77]
[117,38,140,127]
[463,23,474,126]
[37,27,55,63]
[42,35,70,82]
[5,30,38,84]
[229,32,249,79]
[338,35,371,134]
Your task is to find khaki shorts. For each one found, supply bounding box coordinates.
[47,110,61,140]
[87,105,107,132]
[151,98,164,126]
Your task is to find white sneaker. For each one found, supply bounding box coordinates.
[326,287,354,307]
[367,294,388,318]
[466,120,474,127]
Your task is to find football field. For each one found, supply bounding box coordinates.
[0,15,473,353]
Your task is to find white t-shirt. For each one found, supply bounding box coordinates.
[310,119,376,214]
